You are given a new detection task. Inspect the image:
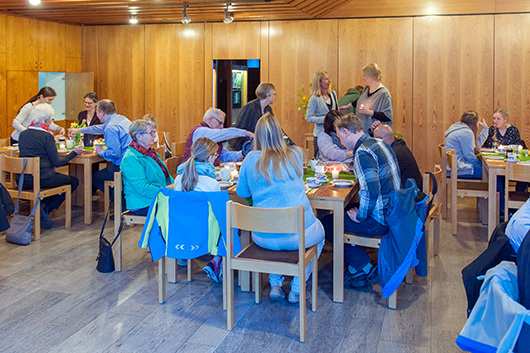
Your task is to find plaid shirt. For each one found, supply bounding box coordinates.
[353,134,401,225]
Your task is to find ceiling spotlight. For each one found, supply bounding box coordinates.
[129,15,139,24]
[223,3,234,24]
[181,5,191,24]
[29,0,41,5]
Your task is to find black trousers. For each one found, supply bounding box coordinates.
[20,173,79,211]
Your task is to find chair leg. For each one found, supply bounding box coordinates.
[187,259,192,282]
[253,272,260,303]
[451,189,458,236]
[433,215,441,256]
[104,181,110,214]
[227,262,234,330]
[299,267,307,342]
[388,290,397,309]
[441,182,447,219]
[406,267,414,284]
[312,255,318,312]
[222,257,227,311]
[158,257,166,304]
[65,188,71,229]
[34,199,41,241]
[166,258,177,283]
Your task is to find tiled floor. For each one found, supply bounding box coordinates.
[0,198,488,352]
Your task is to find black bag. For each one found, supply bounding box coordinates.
[96,205,123,273]
[5,159,39,246]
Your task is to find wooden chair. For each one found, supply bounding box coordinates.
[171,142,186,158]
[505,162,530,216]
[165,156,182,179]
[423,165,443,257]
[446,149,489,236]
[0,155,71,241]
[225,201,318,342]
[155,145,166,161]
[343,234,413,309]
[0,138,9,147]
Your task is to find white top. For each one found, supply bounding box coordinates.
[11,102,60,141]
[173,175,220,192]
[506,198,530,252]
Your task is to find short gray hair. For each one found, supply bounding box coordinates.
[29,103,55,124]
[129,119,152,142]
[203,108,225,123]
[335,113,364,134]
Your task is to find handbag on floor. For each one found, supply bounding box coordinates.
[6,159,39,246]
[96,204,123,273]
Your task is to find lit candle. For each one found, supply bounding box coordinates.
[332,168,339,179]
[59,143,65,150]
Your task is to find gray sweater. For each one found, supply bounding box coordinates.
[356,86,393,133]
[305,90,338,137]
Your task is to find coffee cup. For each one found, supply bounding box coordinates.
[66,139,74,149]
[220,167,231,182]
[309,159,318,171]
[306,177,319,187]
[507,152,518,163]
[316,173,327,182]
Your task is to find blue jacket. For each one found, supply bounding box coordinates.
[378,178,428,298]
[138,188,241,261]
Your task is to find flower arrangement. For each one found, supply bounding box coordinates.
[69,120,86,146]
[94,138,105,146]
[295,83,312,117]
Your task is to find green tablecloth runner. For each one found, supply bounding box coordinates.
[303,170,356,184]
[477,151,530,162]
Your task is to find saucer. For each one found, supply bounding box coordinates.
[306,183,320,188]
[219,181,234,189]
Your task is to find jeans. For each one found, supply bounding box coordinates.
[322,212,389,272]
[313,137,319,158]
[93,164,120,194]
[253,219,325,293]
[129,207,149,216]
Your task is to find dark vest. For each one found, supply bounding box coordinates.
[182,122,223,166]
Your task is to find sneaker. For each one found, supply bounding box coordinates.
[288,290,311,304]
[269,285,286,301]
[345,269,368,288]
[366,265,379,285]
[203,260,220,283]
[40,203,52,230]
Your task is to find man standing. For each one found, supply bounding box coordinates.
[322,113,401,288]
[182,108,254,166]
[69,99,132,193]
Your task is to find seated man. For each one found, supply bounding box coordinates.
[69,99,132,193]
[182,108,254,166]
[322,113,401,288]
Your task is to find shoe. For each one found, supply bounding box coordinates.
[40,203,52,230]
[345,269,368,288]
[203,260,220,283]
[288,290,311,304]
[366,265,379,285]
[269,285,286,301]
[177,259,188,267]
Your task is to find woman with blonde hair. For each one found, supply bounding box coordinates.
[174,137,223,282]
[306,70,339,157]
[482,108,523,148]
[237,112,325,303]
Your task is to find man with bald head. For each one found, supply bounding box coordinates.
[373,122,422,190]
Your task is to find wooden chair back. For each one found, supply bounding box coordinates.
[165,156,182,178]
[155,145,166,161]
[225,201,318,342]
[171,142,186,157]
[0,138,9,147]
[423,165,442,257]
[505,162,530,215]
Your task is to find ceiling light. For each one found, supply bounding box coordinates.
[129,15,138,24]
[29,0,41,5]
[223,3,234,24]
[181,5,191,24]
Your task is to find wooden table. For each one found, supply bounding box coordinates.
[482,157,505,236]
[68,151,105,224]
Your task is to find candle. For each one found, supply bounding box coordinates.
[59,143,65,150]
[332,168,339,179]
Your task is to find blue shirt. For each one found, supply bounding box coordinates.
[82,113,132,165]
[353,134,401,225]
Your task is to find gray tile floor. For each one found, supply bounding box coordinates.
[0,198,487,352]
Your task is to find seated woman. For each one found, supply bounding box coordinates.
[444,110,488,179]
[482,108,522,148]
[237,112,325,303]
[18,103,82,229]
[121,119,173,216]
[173,137,223,282]
[317,110,353,162]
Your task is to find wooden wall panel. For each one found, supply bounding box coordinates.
[0,14,5,53]
[66,25,82,59]
[494,14,530,148]
[0,53,6,138]
[6,70,38,138]
[268,19,338,148]
[81,26,99,77]
[338,18,413,142]
[94,25,145,120]
[6,16,39,71]
[66,57,81,73]
[145,23,205,144]
[38,21,66,72]
[413,15,494,172]
[210,22,262,59]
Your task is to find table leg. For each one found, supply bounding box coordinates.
[487,168,497,239]
[84,159,93,224]
[70,164,83,207]
[332,203,344,303]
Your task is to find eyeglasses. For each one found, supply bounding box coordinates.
[83,100,96,105]
[212,116,224,126]
[142,130,157,136]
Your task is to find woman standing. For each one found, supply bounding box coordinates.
[482,108,523,148]
[306,71,339,157]
[237,112,325,303]
[229,82,276,151]
[345,63,393,133]
[11,87,65,145]
[77,92,103,146]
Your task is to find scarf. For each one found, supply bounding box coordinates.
[28,122,53,135]
[176,160,216,180]
[129,141,169,179]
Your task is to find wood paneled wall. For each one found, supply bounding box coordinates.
[37,13,529,171]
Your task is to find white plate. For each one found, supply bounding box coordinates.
[480,148,496,153]
[484,155,504,160]
[57,148,69,153]
[219,181,233,189]
[331,179,354,187]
